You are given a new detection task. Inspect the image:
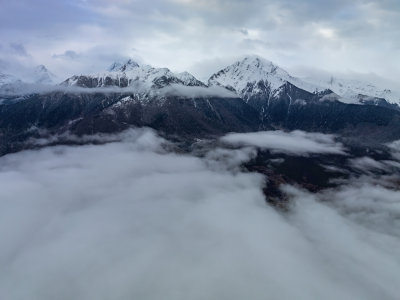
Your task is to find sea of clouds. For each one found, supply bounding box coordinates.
[0,128,399,300]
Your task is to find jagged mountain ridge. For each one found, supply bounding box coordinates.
[208,55,324,101]
[0,65,57,95]
[2,55,399,107]
[62,59,206,89]
[57,55,400,110]
[303,75,400,105]
[208,55,400,106]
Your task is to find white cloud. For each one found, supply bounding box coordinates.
[0,82,237,98]
[349,156,387,173]
[388,139,400,161]
[0,128,399,299]
[158,84,236,98]
[221,130,346,155]
[319,181,400,238]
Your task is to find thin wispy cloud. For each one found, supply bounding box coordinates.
[221,130,346,155]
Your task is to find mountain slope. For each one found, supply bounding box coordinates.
[0,91,260,155]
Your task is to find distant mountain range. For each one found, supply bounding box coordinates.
[0,65,57,93]
[60,59,206,90]
[209,55,400,106]
[1,55,400,155]
[1,55,399,105]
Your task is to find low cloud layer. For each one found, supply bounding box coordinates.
[388,139,400,161]
[157,84,236,98]
[0,82,235,99]
[0,128,399,299]
[221,130,346,155]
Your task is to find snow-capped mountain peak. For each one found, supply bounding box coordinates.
[302,75,400,105]
[107,59,140,72]
[58,54,400,105]
[208,55,322,101]
[209,55,289,87]
[176,71,206,87]
[32,65,57,84]
[62,60,205,90]
[236,55,283,75]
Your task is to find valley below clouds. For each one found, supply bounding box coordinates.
[0,128,400,300]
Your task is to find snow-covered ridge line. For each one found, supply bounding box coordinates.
[208,55,325,101]
[0,64,58,95]
[61,59,206,89]
[301,75,400,105]
[2,55,399,105]
[208,55,400,105]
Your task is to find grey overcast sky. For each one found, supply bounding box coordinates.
[0,0,399,82]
